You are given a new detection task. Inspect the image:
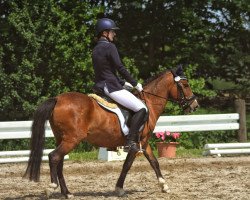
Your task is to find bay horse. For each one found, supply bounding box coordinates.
[24,67,199,198]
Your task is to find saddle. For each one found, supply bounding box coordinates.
[88,93,147,136]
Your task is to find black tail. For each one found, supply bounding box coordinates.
[23,98,57,182]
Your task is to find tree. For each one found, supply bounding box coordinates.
[1,0,249,120]
[109,0,249,93]
[208,0,250,93]
[0,0,100,120]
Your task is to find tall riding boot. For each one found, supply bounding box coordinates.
[124,108,147,153]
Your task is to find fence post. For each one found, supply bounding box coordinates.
[234,98,247,142]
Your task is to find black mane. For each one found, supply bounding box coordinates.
[143,70,170,86]
[143,65,184,86]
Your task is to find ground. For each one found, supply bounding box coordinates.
[0,156,249,200]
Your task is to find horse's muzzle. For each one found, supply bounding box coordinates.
[184,99,199,114]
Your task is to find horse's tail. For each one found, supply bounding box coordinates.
[23,98,57,182]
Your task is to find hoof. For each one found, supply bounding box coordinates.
[158,177,170,193]
[45,187,54,198]
[115,186,127,197]
[66,193,74,199]
[162,184,171,193]
[49,183,58,189]
[45,183,58,198]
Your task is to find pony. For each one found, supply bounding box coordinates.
[24,66,199,198]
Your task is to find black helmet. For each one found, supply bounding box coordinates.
[95,18,119,35]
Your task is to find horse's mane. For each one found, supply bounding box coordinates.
[143,70,171,86]
[143,65,184,86]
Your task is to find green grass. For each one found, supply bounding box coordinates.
[176,147,203,158]
[69,150,99,161]
[69,147,203,161]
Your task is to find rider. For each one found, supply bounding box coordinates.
[92,18,147,153]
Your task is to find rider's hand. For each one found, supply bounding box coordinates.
[123,82,133,90]
[135,83,143,92]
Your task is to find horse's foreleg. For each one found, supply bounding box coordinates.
[143,144,170,193]
[115,151,137,197]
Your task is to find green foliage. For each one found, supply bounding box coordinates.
[0,137,56,151]
[122,57,140,80]
[0,1,248,151]
[184,64,217,98]
[111,0,250,93]
[0,0,101,120]
[0,139,29,151]
[179,130,237,149]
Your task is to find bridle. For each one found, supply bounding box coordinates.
[142,75,196,110]
[174,76,196,110]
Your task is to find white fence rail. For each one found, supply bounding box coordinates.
[153,113,239,133]
[0,121,69,163]
[100,113,241,161]
[153,113,248,157]
[203,143,250,156]
[0,113,242,163]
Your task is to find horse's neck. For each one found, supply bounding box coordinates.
[143,74,172,129]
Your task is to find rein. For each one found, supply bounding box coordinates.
[142,91,167,100]
[141,76,196,109]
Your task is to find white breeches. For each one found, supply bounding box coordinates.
[104,86,147,112]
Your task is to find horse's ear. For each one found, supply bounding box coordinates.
[176,64,184,76]
[171,64,184,77]
[171,69,177,77]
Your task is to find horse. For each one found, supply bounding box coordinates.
[23,66,199,198]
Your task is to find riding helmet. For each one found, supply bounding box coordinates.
[95,18,120,35]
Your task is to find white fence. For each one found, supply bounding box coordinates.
[0,113,245,163]
[0,121,69,163]
[203,143,250,156]
[153,113,249,157]
[100,113,244,160]
[153,113,240,132]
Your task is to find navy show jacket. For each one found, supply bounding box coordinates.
[92,38,137,93]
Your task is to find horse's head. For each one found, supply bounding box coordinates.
[169,65,199,114]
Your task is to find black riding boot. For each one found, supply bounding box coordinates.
[124,108,147,153]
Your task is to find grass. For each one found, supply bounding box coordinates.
[176,147,203,158]
[69,150,99,161]
[69,147,204,161]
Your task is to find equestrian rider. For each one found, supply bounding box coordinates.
[92,18,147,153]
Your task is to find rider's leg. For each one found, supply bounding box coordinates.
[104,87,147,152]
[124,107,147,152]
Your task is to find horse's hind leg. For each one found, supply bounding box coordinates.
[57,158,73,198]
[143,144,170,193]
[46,141,77,199]
[115,151,137,197]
